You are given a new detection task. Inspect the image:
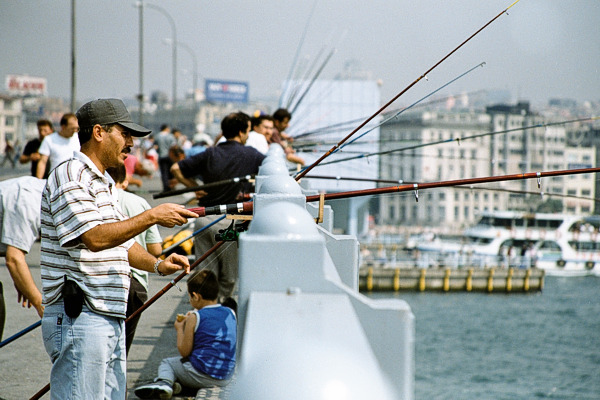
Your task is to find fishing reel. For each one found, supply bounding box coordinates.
[215,220,248,242]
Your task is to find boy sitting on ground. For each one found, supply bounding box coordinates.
[134,270,237,399]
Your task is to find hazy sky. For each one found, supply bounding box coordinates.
[1,0,599,109]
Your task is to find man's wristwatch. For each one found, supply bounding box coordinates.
[154,259,166,276]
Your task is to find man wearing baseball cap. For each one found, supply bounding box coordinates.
[40,98,198,399]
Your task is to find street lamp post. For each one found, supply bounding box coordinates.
[144,3,177,126]
[135,1,144,125]
[71,0,77,111]
[164,39,198,122]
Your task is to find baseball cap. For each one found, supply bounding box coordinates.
[76,98,151,137]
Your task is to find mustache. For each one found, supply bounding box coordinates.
[122,147,131,154]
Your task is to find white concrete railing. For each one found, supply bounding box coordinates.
[230,144,414,400]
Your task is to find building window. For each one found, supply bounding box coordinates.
[5,116,14,126]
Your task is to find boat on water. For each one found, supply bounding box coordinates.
[413,211,600,277]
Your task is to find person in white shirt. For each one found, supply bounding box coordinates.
[36,113,80,178]
[245,114,274,155]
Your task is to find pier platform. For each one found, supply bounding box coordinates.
[359,266,545,292]
[0,166,231,399]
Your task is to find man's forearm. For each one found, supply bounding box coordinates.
[80,210,157,252]
[35,156,48,178]
[171,164,197,188]
[128,241,158,272]
[5,246,42,308]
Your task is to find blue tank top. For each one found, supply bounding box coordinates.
[190,305,237,379]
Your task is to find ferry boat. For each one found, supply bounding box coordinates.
[414,211,600,277]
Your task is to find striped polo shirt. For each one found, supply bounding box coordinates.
[40,151,134,319]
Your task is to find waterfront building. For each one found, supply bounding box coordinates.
[0,95,24,153]
[378,108,492,230]
[378,102,597,229]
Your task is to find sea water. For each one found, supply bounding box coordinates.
[370,276,600,399]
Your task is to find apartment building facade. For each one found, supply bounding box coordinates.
[378,102,596,229]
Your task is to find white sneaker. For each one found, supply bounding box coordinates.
[134,379,173,399]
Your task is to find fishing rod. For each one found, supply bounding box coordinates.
[153,175,254,200]
[291,75,483,149]
[304,174,599,203]
[294,0,522,180]
[288,28,347,119]
[335,62,486,154]
[291,90,486,142]
[0,320,41,349]
[289,47,337,115]
[153,113,596,201]
[279,0,318,108]
[303,174,415,185]
[160,215,226,256]
[313,116,599,169]
[289,61,484,145]
[125,241,225,323]
[312,167,600,202]
[187,166,600,217]
[285,45,328,110]
[30,237,232,400]
[284,56,313,110]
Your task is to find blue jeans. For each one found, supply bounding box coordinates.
[42,300,126,400]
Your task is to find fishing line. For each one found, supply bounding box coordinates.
[279,0,319,108]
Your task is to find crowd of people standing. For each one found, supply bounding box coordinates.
[1,101,301,399]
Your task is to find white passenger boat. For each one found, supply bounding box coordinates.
[414,211,600,276]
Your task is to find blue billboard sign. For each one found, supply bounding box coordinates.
[205,79,249,103]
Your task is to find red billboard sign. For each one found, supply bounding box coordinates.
[5,74,47,96]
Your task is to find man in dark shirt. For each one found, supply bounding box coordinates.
[171,112,264,206]
[171,112,265,298]
[19,119,54,177]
